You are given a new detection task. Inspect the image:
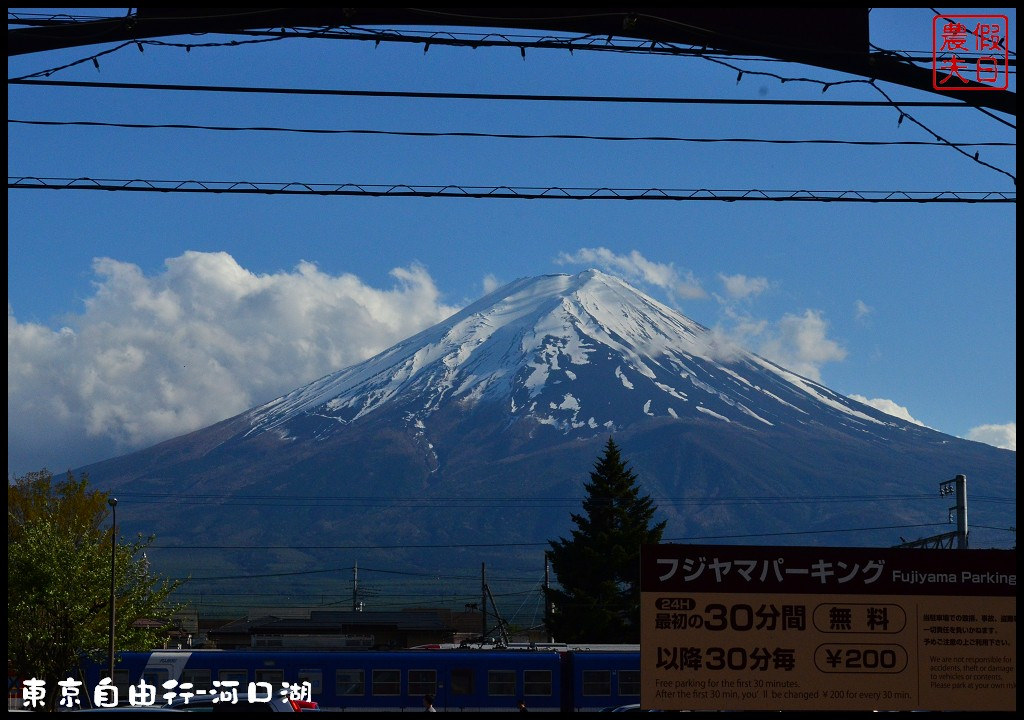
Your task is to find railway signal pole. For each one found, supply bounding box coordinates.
[893,474,968,549]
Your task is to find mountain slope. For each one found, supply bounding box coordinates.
[79,270,1016,600]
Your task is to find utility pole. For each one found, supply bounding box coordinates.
[107,497,118,682]
[893,474,969,549]
[481,562,488,640]
[544,553,554,643]
[352,562,359,611]
[484,583,510,646]
[942,474,969,549]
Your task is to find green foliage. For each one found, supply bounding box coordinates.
[546,438,666,643]
[7,469,109,544]
[7,469,180,710]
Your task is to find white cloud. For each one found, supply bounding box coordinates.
[848,395,925,426]
[855,299,873,322]
[706,308,846,382]
[482,273,502,295]
[556,247,706,302]
[761,310,847,381]
[965,423,1016,451]
[7,252,459,475]
[704,310,767,363]
[719,273,770,300]
[715,309,845,382]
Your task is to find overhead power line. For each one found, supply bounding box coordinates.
[179,565,545,584]
[157,541,549,552]
[701,50,1017,181]
[7,11,119,24]
[12,16,1003,67]
[6,9,1015,113]
[196,26,1024,68]
[8,177,1015,203]
[146,524,1003,555]
[119,491,952,501]
[110,490,1014,508]
[7,14,989,66]
[7,78,978,107]
[9,119,1014,148]
[165,522,971,582]
[867,80,1017,183]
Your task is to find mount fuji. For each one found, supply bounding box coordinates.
[80,270,1016,595]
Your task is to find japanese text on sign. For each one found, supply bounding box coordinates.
[18,677,313,710]
[641,545,1015,712]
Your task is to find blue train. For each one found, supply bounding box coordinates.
[84,645,641,712]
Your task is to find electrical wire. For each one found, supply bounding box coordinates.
[8,177,1014,202]
[111,490,1017,511]
[865,41,1016,132]
[868,79,1016,183]
[154,522,976,582]
[697,51,1017,181]
[15,18,1013,80]
[9,118,1014,148]
[8,12,121,23]
[7,78,978,107]
[8,40,135,80]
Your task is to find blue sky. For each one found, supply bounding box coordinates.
[8,8,1016,475]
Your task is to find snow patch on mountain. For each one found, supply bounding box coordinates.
[554,394,581,411]
[654,381,688,401]
[698,406,731,422]
[756,358,882,425]
[615,366,634,389]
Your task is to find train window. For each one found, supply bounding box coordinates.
[335,669,365,696]
[450,668,474,695]
[487,670,516,696]
[582,670,611,696]
[113,670,131,696]
[523,670,552,696]
[182,669,212,691]
[141,668,168,689]
[618,670,640,696]
[255,669,283,686]
[218,669,248,685]
[408,669,436,696]
[298,669,322,697]
[372,669,401,696]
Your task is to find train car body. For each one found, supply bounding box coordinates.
[562,650,641,713]
[82,647,641,712]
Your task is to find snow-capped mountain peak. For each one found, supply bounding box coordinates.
[245,270,898,442]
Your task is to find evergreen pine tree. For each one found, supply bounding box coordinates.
[546,437,666,642]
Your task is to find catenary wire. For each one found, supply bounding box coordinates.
[8,178,1014,202]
